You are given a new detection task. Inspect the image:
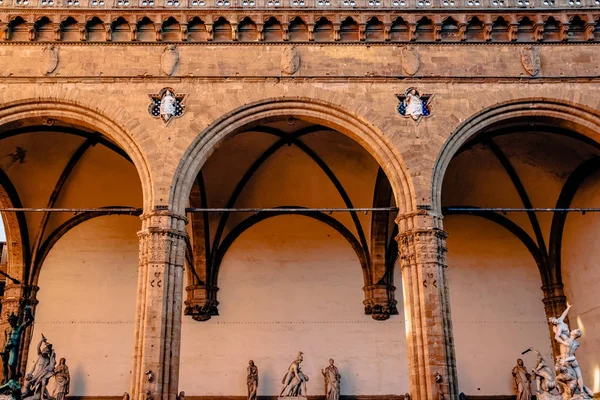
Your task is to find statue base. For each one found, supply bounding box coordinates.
[278,397,307,400]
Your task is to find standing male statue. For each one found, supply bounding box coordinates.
[247,360,258,400]
[21,334,56,400]
[2,305,34,384]
[321,359,340,400]
[512,359,532,400]
[280,352,308,397]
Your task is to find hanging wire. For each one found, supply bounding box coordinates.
[0,206,596,213]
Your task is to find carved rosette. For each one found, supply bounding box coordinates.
[401,46,420,76]
[520,46,541,77]
[281,46,300,76]
[184,284,219,321]
[363,284,398,321]
[160,45,179,76]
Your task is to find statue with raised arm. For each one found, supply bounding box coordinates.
[529,348,557,396]
[280,352,308,397]
[549,303,572,356]
[247,360,258,400]
[322,359,340,400]
[2,305,34,384]
[21,334,56,400]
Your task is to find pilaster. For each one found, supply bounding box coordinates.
[130,211,187,400]
[396,209,457,400]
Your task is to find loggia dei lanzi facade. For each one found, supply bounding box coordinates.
[0,0,598,399]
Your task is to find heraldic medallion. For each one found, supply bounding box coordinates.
[148,87,186,126]
[396,87,433,122]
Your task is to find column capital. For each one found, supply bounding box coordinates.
[395,208,444,233]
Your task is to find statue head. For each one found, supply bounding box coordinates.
[570,329,582,339]
[59,358,66,365]
[296,352,304,363]
[329,359,334,366]
[249,360,254,367]
[7,313,18,327]
[517,359,524,367]
[41,343,53,355]
[549,317,559,325]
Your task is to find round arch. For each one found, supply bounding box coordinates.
[0,99,153,212]
[170,97,415,216]
[213,209,370,288]
[432,98,600,214]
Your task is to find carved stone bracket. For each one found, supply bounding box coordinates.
[184,284,219,321]
[363,284,398,321]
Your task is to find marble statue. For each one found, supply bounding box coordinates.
[549,303,573,357]
[159,90,177,122]
[52,358,70,400]
[247,361,258,400]
[557,329,594,398]
[280,352,308,397]
[321,359,340,400]
[512,359,532,400]
[525,303,594,400]
[2,305,34,384]
[22,335,56,400]
[529,348,557,396]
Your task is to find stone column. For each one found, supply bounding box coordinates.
[130,211,187,400]
[396,209,457,400]
[542,283,568,358]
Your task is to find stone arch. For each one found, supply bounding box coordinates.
[0,98,153,213]
[432,98,600,215]
[170,97,414,219]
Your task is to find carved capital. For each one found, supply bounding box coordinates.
[363,284,398,321]
[184,284,219,321]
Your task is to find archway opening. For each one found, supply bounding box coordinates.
[178,117,409,396]
[0,114,144,397]
[440,114,600,396]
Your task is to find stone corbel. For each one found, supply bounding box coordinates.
[282,22,289,41]
[231,23,238,41]
[307,23,314,41]
[359,23,365,41]
[509,23,518,42]
[559,23,568,42]
[154,23,162,41]
[483,23,492,41]
[79,24,86,41]
[383,22,391,41]
[434,23,442,41]
[534,23,544,42]
[333,23,341,41]
[206,23,214,41]
[584,23,594,41]
[256,22,264,41]
[53,22,61,41]
[0,23,9,41]
[458,24,466,41]
[28,23,35,41]
[363,284,398,321]
[180,23,188,41]
[184,284,219,321]
[408,23,416,41]
[105,23,112,41]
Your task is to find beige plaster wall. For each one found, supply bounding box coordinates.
[446,216,552,396]
[180,215,408,396]
[562,169,600,395]
[27,216,139,396]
